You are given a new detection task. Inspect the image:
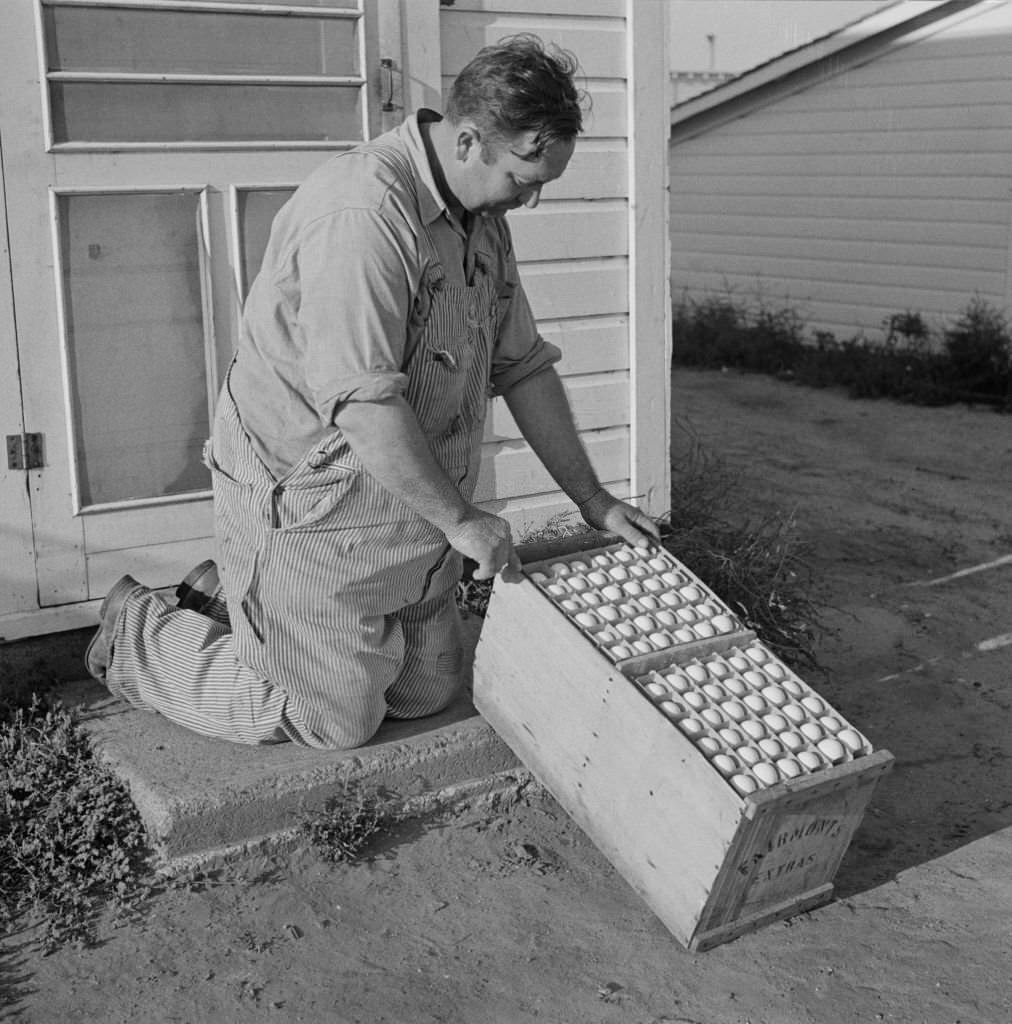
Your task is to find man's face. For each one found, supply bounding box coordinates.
[458,129,575,217]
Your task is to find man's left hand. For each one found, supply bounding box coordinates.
[578,490,661,550]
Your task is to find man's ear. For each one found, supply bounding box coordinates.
[454,123,482,163]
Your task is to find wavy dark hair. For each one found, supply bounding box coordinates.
[446,34,586,155]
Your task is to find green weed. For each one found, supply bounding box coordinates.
[299,781,399,864]
[0,698,151,950]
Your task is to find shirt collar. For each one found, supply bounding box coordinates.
[398,109,449,228]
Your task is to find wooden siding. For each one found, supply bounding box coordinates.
[669,2,1012,343]
[441,0,635,532]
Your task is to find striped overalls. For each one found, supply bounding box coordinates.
[105,222,504,749]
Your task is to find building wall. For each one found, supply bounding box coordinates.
[669,2,1012,343]
[440,0,636,536]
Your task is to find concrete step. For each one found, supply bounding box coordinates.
[59,613,523,867]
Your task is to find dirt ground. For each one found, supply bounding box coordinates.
[4,368,1011,1024]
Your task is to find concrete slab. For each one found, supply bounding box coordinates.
[59,613,523,867]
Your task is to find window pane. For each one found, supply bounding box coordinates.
[45,6,359,76]
[51,82,362,144]
[237,189,297,295]
[60,193,211,506]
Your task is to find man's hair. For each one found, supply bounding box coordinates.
[446,34,585,154]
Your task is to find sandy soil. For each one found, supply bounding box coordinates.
[4,369,1011,1024]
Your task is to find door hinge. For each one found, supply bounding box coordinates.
[6,433,44,470]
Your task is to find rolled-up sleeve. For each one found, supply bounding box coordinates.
[296,208,414,423]
[489,248,562,397]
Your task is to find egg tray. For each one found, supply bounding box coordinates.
[630,642,873,798]
[522,542,752,666]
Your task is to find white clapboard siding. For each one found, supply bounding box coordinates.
[508,200,627,261]
[669,1,1012,341]
[540,315,629,375]
[542,141,627,199]
[87,537,215,599]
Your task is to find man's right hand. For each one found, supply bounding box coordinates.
[445,510,523,582]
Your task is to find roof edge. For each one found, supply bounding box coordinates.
[670,0,981,136]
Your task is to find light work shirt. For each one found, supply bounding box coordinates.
[230,109,561,479]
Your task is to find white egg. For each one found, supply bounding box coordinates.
[645,680,670,698]
[546,583,566,597]
[753,762,780,786]
[728,655,751,672]
[722,700,748,723]
[665,671,692,693]
[820,715,843,734]
[634,613,657,632]
[592,553,612,567]
[549,562,569,576]
[642,577,665,593]
[632,639,652,655]
[659,699,685,719]
[676,606,698,623]
[701,707,725,728]
[684,690,706,710]
[743,693,767,714]
[530,571,549,583]
[731,773,759,796]
[702,682,726,701]
[661,571,683,587]
[560,599,581,613]
[596,626,621,644]
[782,703,806,725]
[679,585,702,602]
[619,602,642,619]
[736,745,762,767]
[779,731,805,753]
[712,753,738,777]
[817,737,847,763]
[801,695,826,716]
[782,679,805,698]
[622,581,644,597]
[696,602,719,619]
[616,622,637,638]
[574,611,600,628]
[764,662,786,680]
[740,719,767,740]
[800,721,824,742]
[568,575,589,592]
[694,621,716,638]
[569,559,589,572]
[648,556,669,572]
[697,736,722,757]
[600,584,623,602]
[761,684,788,707]
[763,712,789,733]
[628,564,650,579]
[610,643,633,660]
[613,548,635,563]
[587,570,609,586]
[685,663,708,683]
[798,750,826,772]
[724,677,748,697]
[743,669,767,688]
[838,728,866,753]
[659,591,681,608]
[745,645,768,664]
[580,592,602,606]
[649,631,675,650]
[758,737,783,758]
[597,604,621,623]
[656,610,678,628]
[776,757,803,780]
[638,595,660,610]
[674,627,697,643]
[719,726,745,747]
[678,716,705,737]
[608,566,629,581]
[712,614,735,633]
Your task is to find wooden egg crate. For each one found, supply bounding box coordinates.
[473,532,894,951]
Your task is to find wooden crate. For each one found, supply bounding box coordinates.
[473,536,894,951]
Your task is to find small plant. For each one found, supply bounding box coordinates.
[0,697,151,950]
[663,425,821,669]
[942,295,1012,401]
[300,781,398,864]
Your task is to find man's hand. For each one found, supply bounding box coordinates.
[445,510,524,582]
[578,489,661,550]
